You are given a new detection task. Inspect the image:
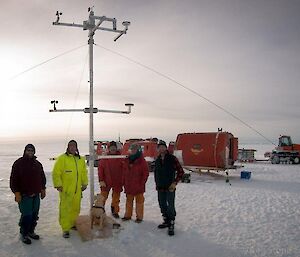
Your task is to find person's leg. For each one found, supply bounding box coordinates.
[100,190,109,206]
[123,194,134,219]
[59,190,82,238]
[166,191,176,236]
[18,196,34,244]
[166,191,176,221]
[111,190,121,217]
[135,193,144,221]
[157,191,170,228]
[158,191,168,219]
[59,192,74,235]
[69,191,82,229]
[28,195,40,239]
[18,196,34,235]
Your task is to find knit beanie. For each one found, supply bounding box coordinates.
[157,140,167,148]
[24,144,36,154]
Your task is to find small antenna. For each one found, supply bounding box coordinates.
[50,100,58,111]
[54,11,62,24]
[88,6,94,13]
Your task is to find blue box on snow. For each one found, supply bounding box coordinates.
[241,171,251,179]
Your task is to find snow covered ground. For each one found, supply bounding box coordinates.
[0,142,300,257]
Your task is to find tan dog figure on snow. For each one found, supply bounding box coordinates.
[91,194,106,229]
[91,194,121,230]
[76,194,121,241]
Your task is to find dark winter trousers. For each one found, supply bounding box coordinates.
[157,191,176,221]
[18,195,40,236]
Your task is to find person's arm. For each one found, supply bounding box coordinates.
[169,156,184,192]
[10,162,20,194]
[121,160,127,186]
[81,156,88,191]
[10,162,22,202]
[98,160,106,187]
[142,159,149,185]
[40,162,47,199]
[174,156,184,183]
[52,156,63,192]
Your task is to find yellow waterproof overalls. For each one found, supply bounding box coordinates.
[52,153,88,232]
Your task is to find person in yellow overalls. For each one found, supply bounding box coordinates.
[52,140,88,238]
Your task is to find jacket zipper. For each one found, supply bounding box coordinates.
[74,156,79,194]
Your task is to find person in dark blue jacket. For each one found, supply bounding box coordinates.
[154,140,184,236]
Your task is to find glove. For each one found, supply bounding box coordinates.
[81,185,87,191]
[99,181,106,188]
[40,189,46,199]
[56,186,63,192]
[168,182,177,192]
[14,192,22,203]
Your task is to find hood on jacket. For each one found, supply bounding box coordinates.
[23,144,36,158]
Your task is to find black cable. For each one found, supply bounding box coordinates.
[94,43,276,145]
[9,44,87,80]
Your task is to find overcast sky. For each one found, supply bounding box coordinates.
[0,0,300,145]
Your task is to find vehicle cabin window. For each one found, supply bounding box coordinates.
[280,137,292,146]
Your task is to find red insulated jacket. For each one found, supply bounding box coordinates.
[98,152,124,192]
[122,155,149,195]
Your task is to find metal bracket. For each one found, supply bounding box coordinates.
[114,21,131,42]
[84,108,98,113]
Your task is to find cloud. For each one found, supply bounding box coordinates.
[1,0,300,144]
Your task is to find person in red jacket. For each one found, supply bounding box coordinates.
[122,143,149,223]
[98,141,123,218]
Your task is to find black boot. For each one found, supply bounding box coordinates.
[21,234,32,245]
[158,217,169,229]
[28,232,40,240]
[113,213,120,219]
[111,206,120,219]
[168,220,175,236]
[63,231,70,238]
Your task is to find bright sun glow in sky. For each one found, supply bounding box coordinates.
[1,0,300,144]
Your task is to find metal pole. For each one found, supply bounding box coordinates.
[88,12,95,208]
[51,9,132,209]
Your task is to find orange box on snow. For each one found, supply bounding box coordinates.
[174,132,238,169]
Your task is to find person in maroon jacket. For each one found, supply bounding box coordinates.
[122,143,149,223]
[10,144,46,245]
[98,141,123,218]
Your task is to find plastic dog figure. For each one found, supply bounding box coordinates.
[91,194,121,230]
[91,194,106,229]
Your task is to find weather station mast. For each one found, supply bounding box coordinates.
[49,7,133,207]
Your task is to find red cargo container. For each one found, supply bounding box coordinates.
[174,132,238,169]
